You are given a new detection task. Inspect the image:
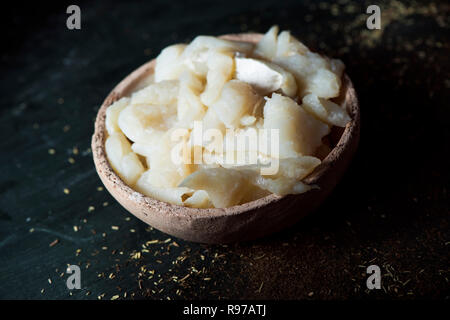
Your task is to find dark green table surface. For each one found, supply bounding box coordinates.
[1,0,448,299]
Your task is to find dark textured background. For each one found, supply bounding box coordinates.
[0,0,448,300]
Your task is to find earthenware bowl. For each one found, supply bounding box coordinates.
[92,33,360,243]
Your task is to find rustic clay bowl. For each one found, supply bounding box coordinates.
[92,33,360,244]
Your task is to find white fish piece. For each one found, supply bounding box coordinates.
[136,172,194,206]
[254,25,279,60]
[178,167,249,208]
[130,80,179,106]
[105,132,144,186]
[105,97,130,135]
[182,36,254,77]
[263,93,330,157]
[200,50,234,107]
[210,80,263,128]
[235,57,297,97]
[302,93,350,127]
[183,190,213,208]
[154,44,187,82]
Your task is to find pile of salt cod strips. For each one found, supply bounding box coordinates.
[104,26,350,208]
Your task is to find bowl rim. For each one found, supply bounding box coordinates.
[92,32,360,220]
